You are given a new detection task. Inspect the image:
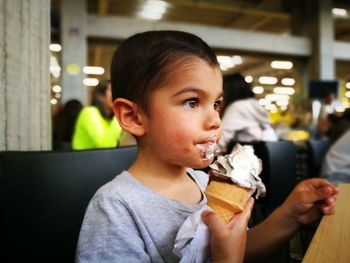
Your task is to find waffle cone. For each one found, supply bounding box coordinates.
[205,181,252,223]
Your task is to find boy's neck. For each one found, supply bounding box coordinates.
[127,148,202,205]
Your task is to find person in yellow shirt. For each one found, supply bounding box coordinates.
[72,80,122,150]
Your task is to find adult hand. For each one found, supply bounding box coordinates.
[202,198,254,263]
[281,178,338,226]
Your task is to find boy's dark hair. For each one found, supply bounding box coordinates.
[222,73,254,113]
[110,30,219,114]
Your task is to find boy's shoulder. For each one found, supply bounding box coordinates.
[93,171,136,201]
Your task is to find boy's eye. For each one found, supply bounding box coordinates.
[214,100,223,111]
[183,98,199,108]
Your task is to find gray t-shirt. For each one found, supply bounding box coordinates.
[76,169,209,263]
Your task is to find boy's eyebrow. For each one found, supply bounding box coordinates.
[173,87,223,98]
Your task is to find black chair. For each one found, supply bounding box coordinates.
[306,139,331,178]
[225,140,297,217]
[253,141,297,214]
[0,146,137,263]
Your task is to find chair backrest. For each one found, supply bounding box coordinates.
[255,141,297,212]
[0,146,137,262]
[225,140,297,215]
[307,139,331,178]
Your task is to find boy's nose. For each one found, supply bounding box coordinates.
[205,110,221,130]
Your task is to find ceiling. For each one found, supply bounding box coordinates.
[51,0,350,98]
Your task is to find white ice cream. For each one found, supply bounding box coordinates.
[209,144,266,198]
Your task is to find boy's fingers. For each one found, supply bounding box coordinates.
[202,210,226,234]
[227,197,254,227]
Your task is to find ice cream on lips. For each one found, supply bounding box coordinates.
[196,131,220,161]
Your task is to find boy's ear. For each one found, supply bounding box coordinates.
[113,98,146,137]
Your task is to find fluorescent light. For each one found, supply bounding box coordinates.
[52,85,62,93]
[232,55,243,65]
[332,8,348,17]
[252,86,264,94]
[265,104,277,112]
[266,94,290,101]
[50,43,62,52]
[217,56,235,70]
[273,87,295,95]
[139,0,167,20]
[83,78,99,86]
[259,76,278,85]
[281,77,295,86]
[259,98,270,106]
[276,100,289,107]
[83,66,105,75]
[346,82,350,89]
[245,75,253,83]
[270,61,293,70]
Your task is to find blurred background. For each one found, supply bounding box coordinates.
[48,0,350,144]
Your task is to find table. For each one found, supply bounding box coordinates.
[303,184,350,263]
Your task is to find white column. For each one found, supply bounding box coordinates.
[61,0,87,104]
[0,0,51,151]
[318,0,334,80]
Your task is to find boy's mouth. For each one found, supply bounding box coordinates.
[196,141,219,161]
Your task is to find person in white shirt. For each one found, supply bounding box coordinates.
[219,73,277,152]
[320,129,350,184]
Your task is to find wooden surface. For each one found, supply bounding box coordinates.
[303,184,350,263]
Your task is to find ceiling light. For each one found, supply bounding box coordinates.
[259,76,278,85]
[139,0,167,20]
[346,82,350,89]
[232,55,243,65]
[245,75,253,83]
[259,98,270,106]
[49,43,62,52]
[273,87,295,95]
[346,91,350,98]
[217,56,235,70]
[270,61,293,70]
[50,98,58,105]
[252,86,264,94]
[332,8,348,17]
[83,78,99,87]
[83,66,105,75]
[265,94,290,101]
[281,78,295,86]
[52,85,62,93]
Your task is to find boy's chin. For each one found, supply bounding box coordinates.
[191,158,214,169]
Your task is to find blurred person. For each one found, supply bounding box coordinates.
[320,129,350,184]
[327,112,350,143]
[219,73,277,152]
[72,80,122,150]
[53,99,83,150]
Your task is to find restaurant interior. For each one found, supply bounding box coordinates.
[1,0,350,262]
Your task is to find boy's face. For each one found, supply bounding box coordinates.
[141,58,223,169]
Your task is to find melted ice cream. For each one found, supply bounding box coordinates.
[209,144,266,198]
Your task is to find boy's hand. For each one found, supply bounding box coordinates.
[281,178,339,226]
[202,198,254,263]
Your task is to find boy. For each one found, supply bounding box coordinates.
[77,31,337,262]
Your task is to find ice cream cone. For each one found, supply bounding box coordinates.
[205,180,252,223]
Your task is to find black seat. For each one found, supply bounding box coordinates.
[306,139,330,178]
[225,140,297,217]
[0,146,137,263]
[253,141,297,214]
